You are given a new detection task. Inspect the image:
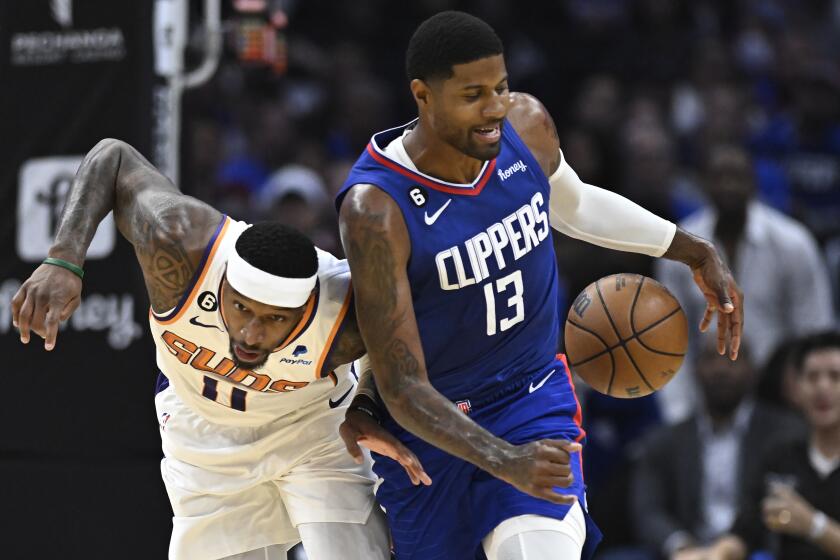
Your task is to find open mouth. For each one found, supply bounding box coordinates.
[233,344,262,363]
[473,123,501,143]
[813,401,834,413]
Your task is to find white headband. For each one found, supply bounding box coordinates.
[226,246,317,308]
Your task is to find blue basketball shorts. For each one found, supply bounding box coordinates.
[372,356,603,559]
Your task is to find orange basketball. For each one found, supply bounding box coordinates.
[564,273,688,398]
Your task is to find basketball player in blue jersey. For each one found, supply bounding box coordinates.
[336,11,744,560]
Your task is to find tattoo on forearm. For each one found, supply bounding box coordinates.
[386,339,420,378]
[51,141,120,261]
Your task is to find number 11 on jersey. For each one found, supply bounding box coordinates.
[483,269,525,336]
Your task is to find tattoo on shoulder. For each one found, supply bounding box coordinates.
[134,214,196,312]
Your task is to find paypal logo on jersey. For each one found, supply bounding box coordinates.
[279,356,313,366]
[497,159,527,181]
[435,192,549,290]
[282,345,311,365]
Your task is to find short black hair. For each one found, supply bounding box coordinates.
[406,11,503,82]
[794,330,840,371]
[234,222,318,278]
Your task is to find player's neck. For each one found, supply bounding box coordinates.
[404,121,485,184]
[811,424,840,459]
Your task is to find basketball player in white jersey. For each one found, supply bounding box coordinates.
[12,139,428,560]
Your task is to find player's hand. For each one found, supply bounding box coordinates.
[340,408,432,486]
[497,439,581,505]
[762,481,815,538]
[11,261,82,351]
[690,250,743,360]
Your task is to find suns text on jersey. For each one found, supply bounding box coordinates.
[160,330,310,393]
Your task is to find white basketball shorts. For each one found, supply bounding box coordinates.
[155,386,377,560]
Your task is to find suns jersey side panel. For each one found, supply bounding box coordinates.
[148,216,356,427]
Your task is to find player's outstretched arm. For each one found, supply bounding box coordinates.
[508,92,743,359]
[337,352,432,487]
[325,306,431,485]
[340,184,579,505]
[12,138,221,350]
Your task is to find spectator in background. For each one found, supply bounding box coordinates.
[826,237,840,322]
[756,339,804,413]
[571,75,624,189]
[656,144,833,422]
[621,124,705,223]
[259,164,341,256]
[671,38,735,143]
[631,338,802,559]
[750,51,840,245]
[259,164,330,230]
[696,330,840,560]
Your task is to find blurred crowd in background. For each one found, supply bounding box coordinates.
[179,1,840,558]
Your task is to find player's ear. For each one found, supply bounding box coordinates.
[410,79,431,106]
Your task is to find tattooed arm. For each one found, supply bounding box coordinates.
[326,302,432,485]
[12,138,221,349]
[327,306,384,408]
[339,185,579,504]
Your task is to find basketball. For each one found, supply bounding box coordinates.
[564,273,688,398]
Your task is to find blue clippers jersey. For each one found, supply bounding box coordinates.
[337,120,561,401]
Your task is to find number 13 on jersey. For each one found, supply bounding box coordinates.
[483,269,524,336]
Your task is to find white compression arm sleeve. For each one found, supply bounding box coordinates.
[547,150,677,257]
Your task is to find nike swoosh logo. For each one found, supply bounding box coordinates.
[528,369,556,393]
[328,387,354,408]
[189,316,223,331]
[424,198,452,225]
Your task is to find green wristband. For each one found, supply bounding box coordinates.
[42,257,84,279]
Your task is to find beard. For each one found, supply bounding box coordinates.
[443,120,504,162]
[229,340,270,370]
[462,136,503,161]
[704,384,745,419]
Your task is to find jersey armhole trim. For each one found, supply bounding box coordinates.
[316,280,354,379]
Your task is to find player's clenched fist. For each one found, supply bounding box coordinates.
[495,439,582,505]
[12,261,82,351]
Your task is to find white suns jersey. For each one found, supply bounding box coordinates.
[149,216,356,427]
